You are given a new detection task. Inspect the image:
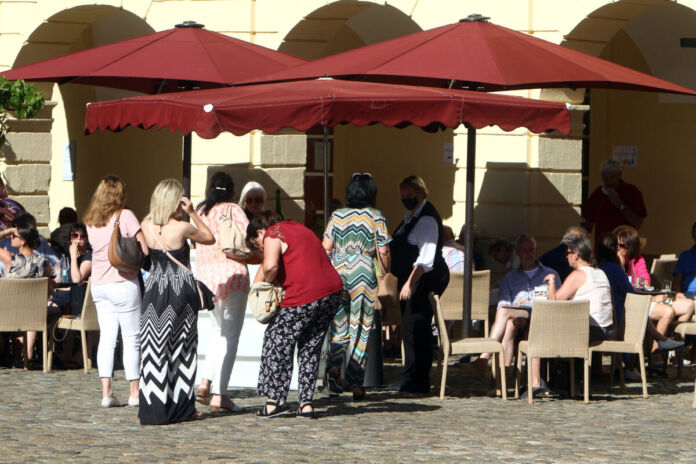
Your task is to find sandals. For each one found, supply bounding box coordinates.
[296,402,316,419]
[196,386,210,405]
[256,399,288,419]
[352,386,367,401]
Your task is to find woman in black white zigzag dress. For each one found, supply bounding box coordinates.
[139,179,214,425]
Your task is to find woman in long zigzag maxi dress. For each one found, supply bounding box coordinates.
[138,179,215,425]
[323,173,391,400]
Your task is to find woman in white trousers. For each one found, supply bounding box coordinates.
[195,172,251,412]
[85,175,148,408]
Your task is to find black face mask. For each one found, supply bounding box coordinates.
[401,197,419,210]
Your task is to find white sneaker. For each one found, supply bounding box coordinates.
[624,368,641,382]
[127,396,139,407]
[101,396,120,408]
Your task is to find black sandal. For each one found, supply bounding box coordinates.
[256,399,288,419]
[296,402,315,419]
[326,368,344,395]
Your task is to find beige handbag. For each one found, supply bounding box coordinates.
[372,209,399,314]
[248,281,284,324]
[218,204,252,260]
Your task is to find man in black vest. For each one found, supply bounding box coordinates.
[390,176,449,394]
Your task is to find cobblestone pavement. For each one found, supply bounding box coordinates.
[3,360,696,463]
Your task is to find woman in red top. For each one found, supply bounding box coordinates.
[247,212,344,418]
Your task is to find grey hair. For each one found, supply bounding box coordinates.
[600,159,621,177]
[564,225,588,237]
[515,233,536,248]
[561,231,594,265]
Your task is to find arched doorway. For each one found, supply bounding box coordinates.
[278,1,456,229]
[543,0,696,253]
[12,6,182,224]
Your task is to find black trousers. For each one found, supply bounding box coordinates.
[400,281,435,389]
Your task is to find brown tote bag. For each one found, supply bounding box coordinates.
[372,209,398,314]
[108,210,144,270]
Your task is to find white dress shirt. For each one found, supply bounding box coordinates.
[395,200,438,273]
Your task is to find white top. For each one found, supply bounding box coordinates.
[574,266,613,328]
[396,200,437,272]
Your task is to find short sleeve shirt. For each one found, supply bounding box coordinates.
[87,209,141,284]
[582,181,647,241]
[675,246,696,293]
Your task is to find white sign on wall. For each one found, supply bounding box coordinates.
[62,141,75,181]
[612,145,638,168]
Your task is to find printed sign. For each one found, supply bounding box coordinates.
[612,145,638,168]
[444,142,454,164]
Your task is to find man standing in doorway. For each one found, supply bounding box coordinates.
[582,159,647,243]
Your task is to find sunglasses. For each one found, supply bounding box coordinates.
[565,249,575,255]
[71,232,86,239]
[618,243,629,249]
[352,172,372,179]
[245,197,264,204]
[12,233,21,239]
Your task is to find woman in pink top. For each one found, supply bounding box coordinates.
[616,225,694,353]
[194,172,251,413]
[85,175,148,408]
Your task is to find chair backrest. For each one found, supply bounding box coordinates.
[439,270,491,322]
[0,278,50,332]
[622,293,651,344]
[650,258,677,289]
[79,280,99,330]
[659,254,676,259]
[527,299,589,358]
[429,293,450,351]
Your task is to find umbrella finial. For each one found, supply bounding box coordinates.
[460,14,490,23]
[175,21,205,28]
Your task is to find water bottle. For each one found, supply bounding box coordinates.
[60,255,69,284]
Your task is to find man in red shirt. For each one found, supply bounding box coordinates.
[582,159,647,242]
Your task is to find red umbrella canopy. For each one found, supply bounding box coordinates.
[0,22,306,94]
[239,15,696,96]
[84,78,571,138]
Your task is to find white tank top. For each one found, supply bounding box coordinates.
[574,266,613,328]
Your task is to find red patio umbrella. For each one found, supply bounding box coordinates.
[0,21,306,195]
[83,78,571,138]
[238,14,696,96]
[237,14,696,337]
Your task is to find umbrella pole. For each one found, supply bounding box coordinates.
[462,125,476,339]
[183,133,192,198]
[323,126,329,229]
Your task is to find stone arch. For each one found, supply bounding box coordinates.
[539,0,696,252]
[4,5,182,227]
[260,0,455,229]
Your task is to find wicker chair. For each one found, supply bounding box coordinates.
[49,280,98,372]
[589,293,651,398]
[650,257,677,290]
[0,278,52,372]
[673,322,696,407]
[516,300,590,404]
[440,271,492,336]
[430,292,506,399]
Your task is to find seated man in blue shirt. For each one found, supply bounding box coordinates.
[674,221,696,300]
[474,234,560,387]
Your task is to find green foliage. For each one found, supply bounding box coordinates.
[0,76,45,149]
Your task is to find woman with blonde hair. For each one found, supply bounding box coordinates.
[195,172,251,412]
[85,175,148,408]
[139,179,214,424]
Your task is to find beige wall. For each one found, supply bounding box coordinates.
[2,0,696,256]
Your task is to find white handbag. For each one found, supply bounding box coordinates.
[248,281,284,324]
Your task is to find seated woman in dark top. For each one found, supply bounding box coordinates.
[50,223,92,314]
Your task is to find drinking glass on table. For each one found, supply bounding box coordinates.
[663,280,672,304]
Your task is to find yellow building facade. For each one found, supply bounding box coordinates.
[1,0,696,255]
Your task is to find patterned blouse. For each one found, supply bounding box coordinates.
[195,202,250,299]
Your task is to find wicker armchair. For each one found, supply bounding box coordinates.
[49,280,98,372]
[430,292,506,399]
[516,300,590,404]
[0,278,52,372]
[589,293,651,398]
[650,257,677,290]
[440,271,492,336]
